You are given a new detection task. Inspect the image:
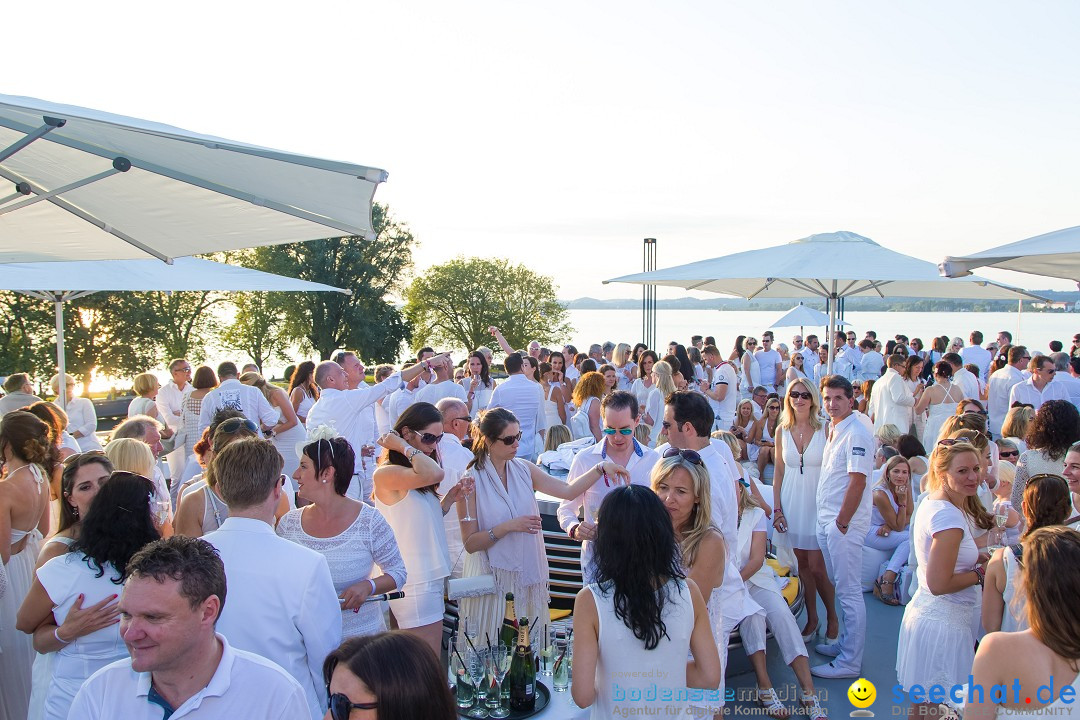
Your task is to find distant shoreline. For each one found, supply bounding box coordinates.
[562,296,1079,312]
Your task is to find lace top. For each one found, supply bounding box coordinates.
[276,503,407,638]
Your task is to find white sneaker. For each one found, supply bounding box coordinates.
[814,636,840,657]
[810,662,859,679]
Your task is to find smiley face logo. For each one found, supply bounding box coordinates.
[848,678,876,709]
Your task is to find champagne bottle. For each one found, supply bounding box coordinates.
[499,593,518,648]
[508,618,536,711]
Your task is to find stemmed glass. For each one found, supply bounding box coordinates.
[465,647,489,718]
[460,472,475,523]
[487,645,512,718]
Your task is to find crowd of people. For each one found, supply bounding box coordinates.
[0,323,1079,720]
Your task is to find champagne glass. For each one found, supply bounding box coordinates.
[465,648,489,718]
[488,645,513,718]
[460,473,475,523]
[154,498,171,526]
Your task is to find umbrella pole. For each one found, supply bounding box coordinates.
[826,287,836,378]
[55,295,67,410]
[1016,298,1022,345]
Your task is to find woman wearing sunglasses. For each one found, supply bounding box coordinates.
[749,398,782,478]
[373,403,469,659]
[458,407,632,645]
[323,631,455,720]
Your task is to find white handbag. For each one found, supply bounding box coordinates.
[446,544,496,600]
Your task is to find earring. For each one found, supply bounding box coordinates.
[73,506,79,518]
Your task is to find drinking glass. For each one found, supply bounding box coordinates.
[486,645,512,717]
[449,637,474,710]
[552,636,571,692]
[465,648,489,718]
[154,498,171,526]
[536,628,555,676]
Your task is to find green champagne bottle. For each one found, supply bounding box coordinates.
[499,593,518,648]
[508,618,536,711]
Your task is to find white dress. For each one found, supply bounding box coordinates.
[27,536,75,720]
[65,397,102,452]
[543,384,563,430]
[271,405,308,480]
[36,554,129,720]
[276,503,407,639]
[376,489,451,628]
[778,426,826,550]
[1000,546,1026,633]
[896,498,979,691]
[126,395,156,418]
[295,392,316,422]
[460,378,494,414]
[922,381,964,449]
[590,579,694,719]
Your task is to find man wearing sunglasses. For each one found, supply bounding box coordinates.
[1009,354,1069,412]
[988,346,1030,437]
[558,391,658,577]
[811,376,874,680]
[69,536,308,719]
[156,358,194,481]
[435,398,474,577]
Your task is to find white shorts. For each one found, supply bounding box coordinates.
[388,577,446,628]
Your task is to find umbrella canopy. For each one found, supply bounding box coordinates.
[0,257,349,407]
[606,231,1045,375]
[0,94,388,263]
[939,225,1080,283]
[770,304,849,330]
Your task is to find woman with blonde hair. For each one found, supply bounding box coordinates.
[866,456,913,605]
[612,342,636,390]
[741,337,762,401]
[733,399,757,461]
[104,437,155,479]
[749,397,781,477]
[127,373,162,420]
[239,371,305,478]
[1001,405,1035,454]
[570,371,606,441]
[645,360,677,447]
[896,440,994,717]
[772,377,837,644]
[875,423,903,451]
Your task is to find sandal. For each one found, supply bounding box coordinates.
[801,693,828,720]
[758,688,791,719]
[874,576,900,606]
[801,621,819,642]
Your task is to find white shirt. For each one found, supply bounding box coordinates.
[415,379,468,406]
[436,437,475,578]
[197,378,278,434]
[1054,372,1080,410]
[156,380,193,431]
[707,362,739,424]
[557,439,659,575]
[486,374,547,459]
[1009,378,1070,411]
[68,634,309,720]
[66,396,103,451]
[817,413,875,527]
[860,351,885,381]
[961,345,993,382]
[797,346,819,368]
[203,517,342,720]
[953,367,981,401]
[839,344,863,372]
[872,368,915,431]
[987,365,1025,436]
[386,386,418,428]
[755,349,782,388]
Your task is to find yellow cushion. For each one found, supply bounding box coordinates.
[549,609,571,621]
[766,557,791,577]
[781,576,800,606]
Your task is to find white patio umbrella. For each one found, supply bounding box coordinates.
[769,304,849,331]
[606,231,1046,376]
[939,224,1080,283]
[0,94,388,263]
[0,257,349,407]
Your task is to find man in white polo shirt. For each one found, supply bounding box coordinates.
[69,536,308,720]
[987,346,1030,435]
[811,374,874,679]
[1010,354,1070,411]
[700,344,738,431]
[558,391,659,579]
[436,397,475,578]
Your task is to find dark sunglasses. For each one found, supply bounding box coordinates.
[329,692,377,720]
[963,409,988,417]
[219,418,259,435]
[603,427,634,436]
[788,391,812,401]
[495,432,522,446]
[1010,402,1034,409]
[937,438,978,448]
[663,447,703,466]
[410,429,443,445]
[999,450,1020,459]
[451,415,472,424]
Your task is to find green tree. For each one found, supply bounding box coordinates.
[0,292,54,377]
[403,256,572,352]
[250,203,415,361]
[133,291,224,361]
[222,291,291,370]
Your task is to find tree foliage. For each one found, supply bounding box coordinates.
[404,256,572,353]
[250,203,415,362]
[222,291,291,370]
[0,292,54,377]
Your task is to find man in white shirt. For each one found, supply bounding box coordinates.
[435,397,474,578]
[756,334,783,393]
[197,362,278,434]
[871,354,917,432]
[308,356,443,502]
[1010,355,1070,411]
[700,345,738,430]
[750,385,768,420]
[203,439,342,719]
[415,354,469,406]
[0,372,42,415]
[987,346,1030,436]
[486,353,547,461]
[386,362,429,428]
[838,331,863,373]
[811,375,874,680]
[858,339,884,382]
[332,351,381,484]
[1051,353,1080,410]
[944,353,981,401]
[156,358,194,481]
[559,392,659,578]
[562,344,581,383]
[801,335,821,371]
[960,331,993,381]
[69,536,308,720]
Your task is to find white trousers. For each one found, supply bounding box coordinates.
[816,519,867,672]
[740,585,809,666]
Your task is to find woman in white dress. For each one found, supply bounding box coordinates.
[645,361,677,448]
[784,352,809,389]
[278,434,407,640]
[373,403,468,658]
[50,375,101,452]
[181,366,216,462]
[240,372,307,480]
[548,351,572,414]
[865,456,913,605]
[126,372,162,419]
[629,350,658,414]
[539,362,568,427]
[457,407,629,646]
[287,361,319,425]
[772,378,838,644]
[901,356,926,439]
[966,526,1080,720]
[896,439,994,717]
[16,472,160,720]
[572,484,721,720]
[742,337,762,401]
[750,397,781,477]
[612,343,637,391]
[570,371,605,441]
[461,351,495,415]
[915,361,965,449]
[26,452,113,720]
[982,474,1070,634]
[0,412,54,720]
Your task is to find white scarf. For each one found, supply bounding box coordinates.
[472,457,547,589]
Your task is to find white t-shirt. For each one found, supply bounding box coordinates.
[755,349,782,387]
[709,362,739,423]
[816,413,875,526]
[414,379,468,406]
[960,345,993,382]
[913,498,980,605]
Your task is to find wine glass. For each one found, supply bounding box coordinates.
[465,647,489,718]
[460,472,475,523]
[154,498,171,526]
[488,645,512,718]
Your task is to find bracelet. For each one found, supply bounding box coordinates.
[836,520,849,530]
[368,578,378,596]
[973,565,985,587]
[568,524,579,540]
[405,447,421,461]
[774,508,784,515]
[488,529,498,543]
[594,462,606,476]
[54,627,71,645]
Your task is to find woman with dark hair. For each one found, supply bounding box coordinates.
[288,361,319,424]
[548,350,571,408]
[458,407,629,646]
[631,342,649,365]
[896,434,929,485]
[915,360,965,448]
[17,471,159,720]
[1010,400,1080,512]
[373,403,468,657]
[0,411,56,719]
[572,484,721,717]
[323,631,456,720]
[672,344,694,388]
[630,350,658,413]
[24,401,77,506]
[461,350,495,414]
[966,526,1080,720]
[982,474,1071,633]
[277,432,406,641]
[901,355,927,438]
[180,365,218,477]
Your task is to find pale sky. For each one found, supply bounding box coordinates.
[7,1,1078,300]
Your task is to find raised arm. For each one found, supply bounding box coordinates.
[529,459,629,500]
[487,326,516,356]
